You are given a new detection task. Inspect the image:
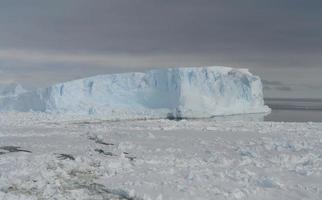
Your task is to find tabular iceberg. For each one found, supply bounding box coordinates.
[0,66,270,119]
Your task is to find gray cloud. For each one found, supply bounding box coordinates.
[1,1,322,57]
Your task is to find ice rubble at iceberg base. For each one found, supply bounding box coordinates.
[0,66,270,119]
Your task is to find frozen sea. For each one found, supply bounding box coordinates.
[0,99,322,200]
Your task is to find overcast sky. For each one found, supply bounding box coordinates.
[0,0,321,98]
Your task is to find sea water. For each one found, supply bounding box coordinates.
[264,98,322,122]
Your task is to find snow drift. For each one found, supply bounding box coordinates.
[0,66,270,119]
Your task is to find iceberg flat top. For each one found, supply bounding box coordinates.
[0,66,270,119]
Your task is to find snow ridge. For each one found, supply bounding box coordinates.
[0,66,270,119]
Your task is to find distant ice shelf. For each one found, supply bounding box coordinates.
[0,66,270,119]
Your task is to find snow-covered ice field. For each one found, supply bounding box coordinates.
[1,113,322,200]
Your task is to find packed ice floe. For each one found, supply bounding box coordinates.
[0,66,269,119]
[0,113,322,200]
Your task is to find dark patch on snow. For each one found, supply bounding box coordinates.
[125,155,136,161]
[55,153,75,160]
[122,152,136,161]
[88,135,114,146]
[0,146,32,154]
[166,109,183,121]
[94,149,117,156]
[95,140,114,146]
[94,149,136,161]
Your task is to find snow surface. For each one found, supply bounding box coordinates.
[0,113,322,200]
[0,66,269,119]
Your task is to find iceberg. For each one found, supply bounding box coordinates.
[0,83,26,98]
[0,66,270,119]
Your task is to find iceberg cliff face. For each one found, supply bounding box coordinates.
[0,66,270,119]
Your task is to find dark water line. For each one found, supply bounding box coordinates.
[265,98,322,102]
[267,104,322,111]
[264,109,322,123]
